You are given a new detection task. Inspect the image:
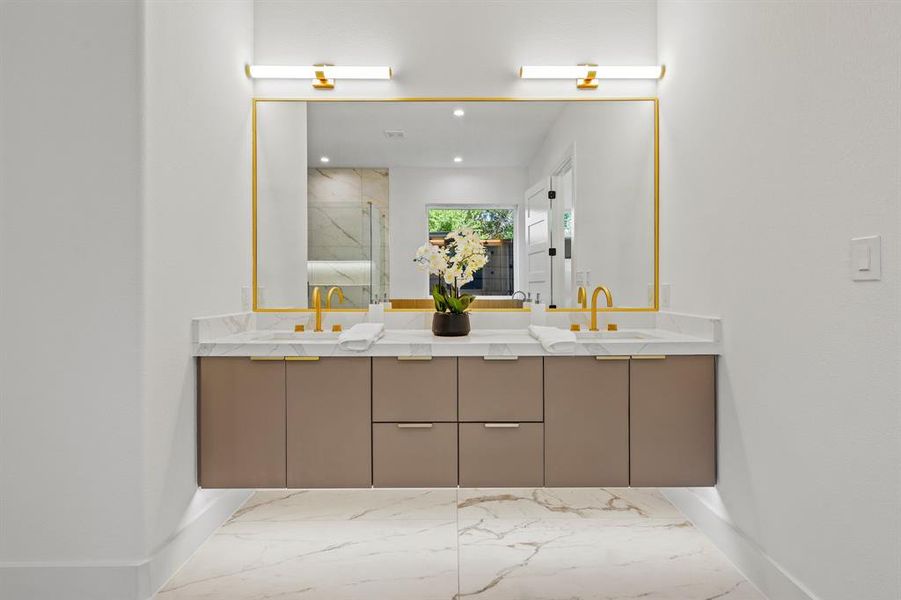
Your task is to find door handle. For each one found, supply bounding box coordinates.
[483,356,519,361]
[484,423,520,428]
[397,423,434,429]
[397,356,433,361]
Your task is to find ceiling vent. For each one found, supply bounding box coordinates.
[383,129,406,139]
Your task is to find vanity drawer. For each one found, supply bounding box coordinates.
[458,357,543,422]
[372,423,458,487]
[458,422,544,487]
[373,357,457,422]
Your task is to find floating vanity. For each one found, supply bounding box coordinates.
[196,97,718,490]
[194,311,719,490]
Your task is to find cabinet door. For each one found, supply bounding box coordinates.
[373,423,458,487]
[287,358,371,488]
[630,356,716,486]
[198,358,286,488]
[544,357,629,486]
[458,357,543,422]
[373,357,457,422]
[459,423,544,487]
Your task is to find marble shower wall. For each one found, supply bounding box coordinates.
[307,168,389,306]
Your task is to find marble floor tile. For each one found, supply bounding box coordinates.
[457,518,763,600]
[157,489,764,600]
[457,487,682,521]
[232,488,457,522]
[158,519,459,599]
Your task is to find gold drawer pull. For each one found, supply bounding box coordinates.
[250,356,284,361]
[286,356,320,361]
[484,423,520,428]
[483,355,519,361]
[397,423,434,429]
[631,355,666,360]
[397,356,433,361]
[595,356,629,361]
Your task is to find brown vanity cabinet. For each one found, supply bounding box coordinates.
[287,358,372,488]
[630,356,716,486]
[458,357,543,422]
[459,422,544,486]
[544,357,630,486]
[372,423,458,487]
[198,358,287,488]
[373,357,457,422]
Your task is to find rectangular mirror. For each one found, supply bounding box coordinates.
[253,98,658,311]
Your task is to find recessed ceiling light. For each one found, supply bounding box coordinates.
[320,156,330,163]
[453,108,465,117]
[453,156,463,163]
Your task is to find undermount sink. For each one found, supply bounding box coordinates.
[256,331,341,341]
[575,330,658,340]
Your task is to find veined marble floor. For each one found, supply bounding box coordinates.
[157,488,764,600]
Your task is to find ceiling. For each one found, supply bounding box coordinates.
[306,101,569,169]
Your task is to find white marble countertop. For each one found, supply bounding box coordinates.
[194,324,719,358]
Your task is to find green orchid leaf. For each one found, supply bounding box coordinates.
[446,296,464,314]
[431,285,447,312]
[459,294,476,311]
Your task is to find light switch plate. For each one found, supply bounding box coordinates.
[850,235,881,281]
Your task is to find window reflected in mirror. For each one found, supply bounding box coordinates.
[427,208,516,296]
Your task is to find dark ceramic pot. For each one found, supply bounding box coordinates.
[432,312,471,337]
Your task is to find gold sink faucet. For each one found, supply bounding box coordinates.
[326,286,345,309]
[311,286,324,332]
[326,286,345,332]
[589,285,613,332]
[577,286,588,309]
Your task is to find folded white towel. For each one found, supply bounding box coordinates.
[528,325,577,354]
[338,323,385,351]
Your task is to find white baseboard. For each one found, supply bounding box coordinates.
[0,489,251,600]
[663,488,821,600]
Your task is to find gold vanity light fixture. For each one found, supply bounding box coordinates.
[245,64,392,89]
[519,65,665,89]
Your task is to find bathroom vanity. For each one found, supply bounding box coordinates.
[194,313,719,490]
[196,96,719,490]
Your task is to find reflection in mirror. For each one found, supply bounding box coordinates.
[254,99,656,310]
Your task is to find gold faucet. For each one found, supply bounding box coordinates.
[311,286,324,332]
[577,286,588,309]
[326,286,345,309]
[589,286,614,332]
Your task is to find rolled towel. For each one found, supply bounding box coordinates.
[528,325,577,354]
[338,322,385,351]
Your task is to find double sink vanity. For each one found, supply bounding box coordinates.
[194,309,719,490]
[196,97,719,491]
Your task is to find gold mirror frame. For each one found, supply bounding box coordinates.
[251,97,659,313]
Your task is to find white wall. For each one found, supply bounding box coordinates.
[256,101,308,307]
[389,167,527,297]
[658,2,901,599]
[0,1,146,595]
[142,0,254,594]
[0,2,254,599]
[528,102,655,307]
[253,0,657,98]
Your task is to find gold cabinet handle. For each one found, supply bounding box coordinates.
[250,356,285,361]
[484,423,520,428]
[397,356,433,361]
[595,356,630,361]
[397,423,434,429]
[483,356,519,361]
[631,355,666,360]
[286,356,320,361]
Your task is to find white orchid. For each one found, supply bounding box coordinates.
[413,228,489,314]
